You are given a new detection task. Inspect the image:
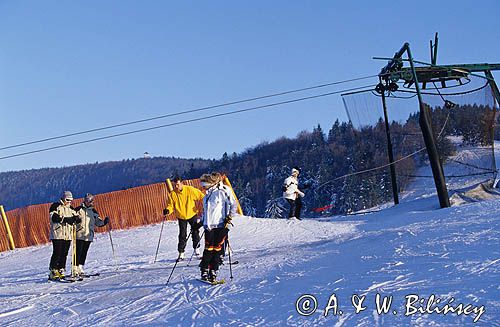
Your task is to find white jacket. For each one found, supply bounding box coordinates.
[49,200,77,241]
[202,182,237,230]
[75,204,106,242]
[282,176,304,200]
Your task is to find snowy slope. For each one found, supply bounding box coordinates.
[1,142,499,326]
[0,194,498,326]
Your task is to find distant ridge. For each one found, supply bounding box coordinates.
[0,156,210,210]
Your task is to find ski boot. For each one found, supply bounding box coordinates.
[208,269,218,283]
[58,268,66,279]
[200,268,209,281]
[176,252,185,262]
[194,247,201,256]
[48,269,62,281]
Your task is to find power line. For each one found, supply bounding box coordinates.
[0,84,376,160]
[0,74,378,151]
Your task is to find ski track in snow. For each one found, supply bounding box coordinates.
[0,203,498,326]
[1,144,499,326]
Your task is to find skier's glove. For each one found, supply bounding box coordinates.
[64,216,74,225]
[162,208,170,216]
[73,215,82,224]
[51,213,62,223]
[193,218,202,229]
[103,217,110,225]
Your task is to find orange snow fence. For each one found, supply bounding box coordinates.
[0,177,242,252]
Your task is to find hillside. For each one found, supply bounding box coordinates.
[1,103,498,217]
[0,157,210,210]
[1,121,396,213]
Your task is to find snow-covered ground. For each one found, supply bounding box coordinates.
[0,193,498,326]
[1,143,499,326]
[402,140,499,202]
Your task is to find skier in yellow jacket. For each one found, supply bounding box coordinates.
[163,176,205,261]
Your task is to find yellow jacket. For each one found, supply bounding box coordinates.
[166,185,205,219]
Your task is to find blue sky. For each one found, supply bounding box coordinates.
[0,1,499,172]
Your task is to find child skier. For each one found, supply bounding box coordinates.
[199,172,237,283]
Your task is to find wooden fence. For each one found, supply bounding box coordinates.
[0,178,239,252]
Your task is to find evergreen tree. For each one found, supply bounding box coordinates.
[264,198,285,218]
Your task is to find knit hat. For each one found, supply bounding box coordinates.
[291,167,300,175]
[84,193,94,203]
[62,191,73,200]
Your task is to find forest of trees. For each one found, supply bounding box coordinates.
[204,103,497,217]
[0,157,210,210]
[0,103,496,216]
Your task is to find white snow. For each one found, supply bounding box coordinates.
[0,144,499,326]
[0,195,498,326]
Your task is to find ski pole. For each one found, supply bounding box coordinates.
[187,229,205,267]
[166,229,192,286]
[225,239,239,265]
[72,224,77,277]
[227,237,233,280]
[108,222,117,269]
[153,214,168,263]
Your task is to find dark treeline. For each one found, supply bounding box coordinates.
[206,120,409,217]
[204,103,497,217]
[0,157,210,210]
[1,104,496,216]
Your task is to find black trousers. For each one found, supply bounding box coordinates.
[178,216,201,253]
[287,197,303,219]
[49,239,71,270]
[200,228,228,272]
[76,240,92,266]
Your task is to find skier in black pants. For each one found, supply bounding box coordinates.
[199,172,237,282]
[48,191,80,280]
[74,193,109,277]
[163,176,205,262]
[283,167,305,220]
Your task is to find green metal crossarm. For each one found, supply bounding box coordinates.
[375,57,500,73]
[436,63,500,72]
[376,56,500,83]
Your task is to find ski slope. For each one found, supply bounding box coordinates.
[1,142,499,326]
[0,193,498,326]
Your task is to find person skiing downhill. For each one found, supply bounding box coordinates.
[74,193,109,277]
[199,172,237,283]
[163,176,205,262]
[283,167,305,220]
[48,191,81,280]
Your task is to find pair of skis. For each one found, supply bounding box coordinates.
[198,278,225,285]
[48,226,99,284]
[49,273,101,283]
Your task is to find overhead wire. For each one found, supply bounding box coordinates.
[0,84,377,160]
[0,74,379,152]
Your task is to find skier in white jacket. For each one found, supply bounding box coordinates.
[283,167,305,220]
[74,193,109,277]
[199,172,237,282]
